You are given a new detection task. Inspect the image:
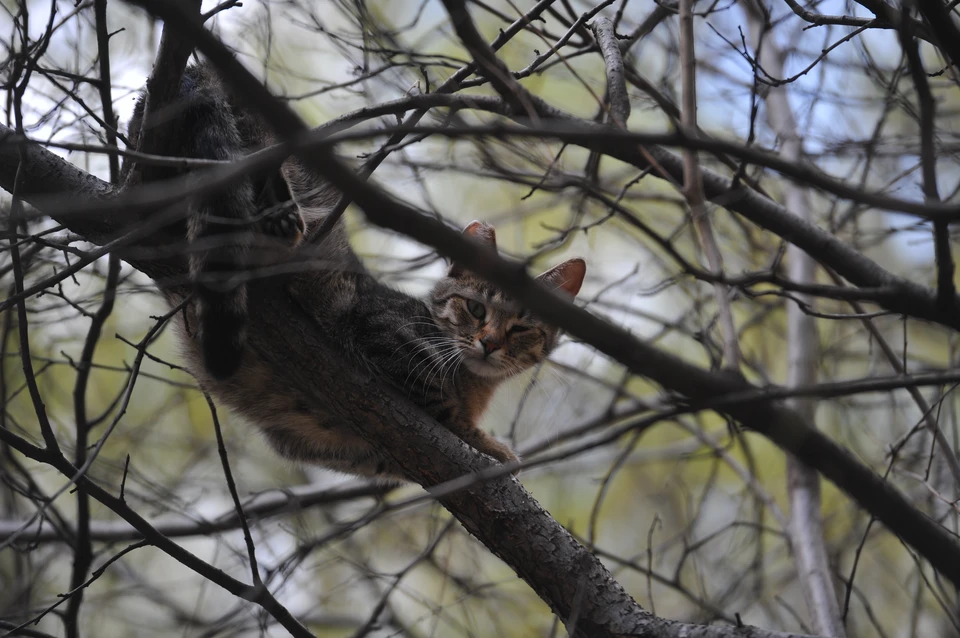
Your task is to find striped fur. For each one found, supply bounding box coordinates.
[124,65,305,379]
[126,64,587,480]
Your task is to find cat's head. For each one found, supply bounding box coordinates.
[429,221,586,380]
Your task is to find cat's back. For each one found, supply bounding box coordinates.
[291,271,457,389]
[293,271,435,345]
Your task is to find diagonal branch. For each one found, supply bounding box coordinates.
[133,0,202,183]
[438,0,538,118]
[0,480,390,543]
[0,430,316,638]
[263,118,960,591]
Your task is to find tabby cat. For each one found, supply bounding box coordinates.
[125,62,586,478]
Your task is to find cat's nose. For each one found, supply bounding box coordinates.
[479,336,500,355]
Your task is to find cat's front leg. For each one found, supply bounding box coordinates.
[446,419,520,475]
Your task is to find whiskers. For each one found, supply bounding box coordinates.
[401,334,467,398]
[427,345,465,397]
[392,315,478,399]
[537,362,573,391]
[488,351,530,380]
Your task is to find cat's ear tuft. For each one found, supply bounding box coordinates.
[449,221,498,277]
[536,258,586,298]
[463,220,497,248]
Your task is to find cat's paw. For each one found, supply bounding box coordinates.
[507,453,522,476]
[489,442,521,475]
[260,206,305,248]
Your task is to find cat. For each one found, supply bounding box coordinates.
[281,220,585,475]
[124,62,586,479]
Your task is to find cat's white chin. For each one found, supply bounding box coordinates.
[463,357,510,378]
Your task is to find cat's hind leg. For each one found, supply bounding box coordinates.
[253,170,305,247]
[258,415,408,482]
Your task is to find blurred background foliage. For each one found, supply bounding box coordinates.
[2,0,960,636]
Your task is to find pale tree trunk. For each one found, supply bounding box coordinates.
[743,3,845,635]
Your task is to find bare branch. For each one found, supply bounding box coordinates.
[911,0,960,71]
[678,0,741,371]
[590,16,630,128]
[899,16,954,313]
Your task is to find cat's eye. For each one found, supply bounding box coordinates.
[466,299,486,320]
[508,324,530,335]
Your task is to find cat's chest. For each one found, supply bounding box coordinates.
[449,376,496,427]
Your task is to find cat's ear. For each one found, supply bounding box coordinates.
[449,221,497,277]
[536,258,586,298]
[463,220,497,248]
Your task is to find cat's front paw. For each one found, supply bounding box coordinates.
[505,454,522,476]
[489,441,521,475]
[260,205,306,248]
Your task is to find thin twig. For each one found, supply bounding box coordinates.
[206,393,262,586]
[678,0,741,372]
[64,3,123,630]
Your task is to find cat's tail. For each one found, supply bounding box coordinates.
[188,182,253,380]
[178,68,255,380]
